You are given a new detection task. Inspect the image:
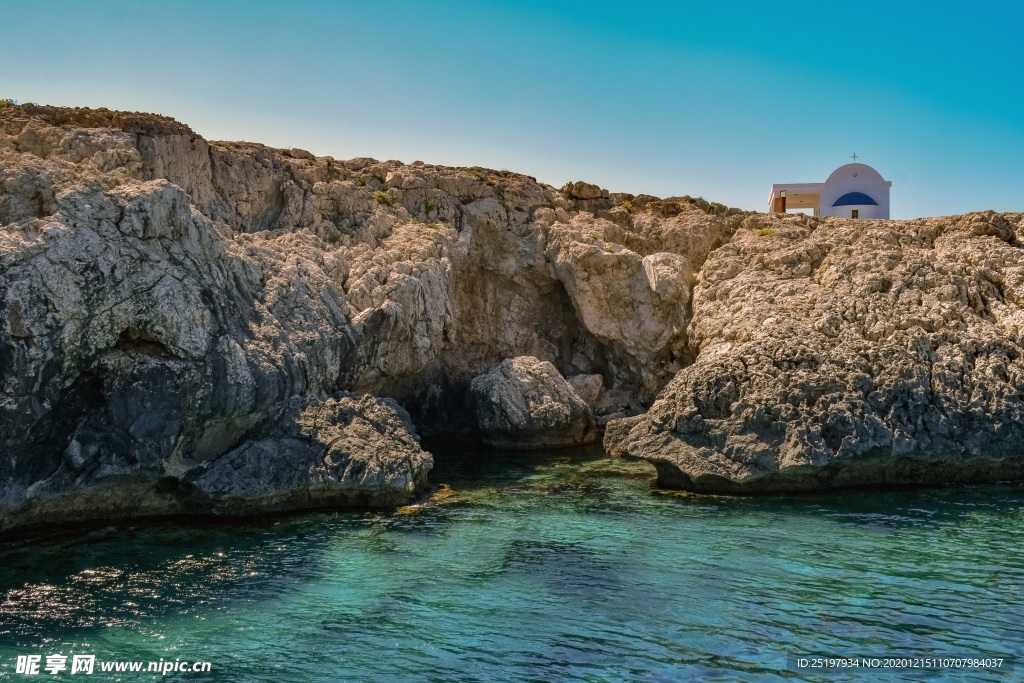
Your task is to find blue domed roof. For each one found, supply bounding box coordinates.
[832,191,878,207]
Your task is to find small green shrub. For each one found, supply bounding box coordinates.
[622,199,634,211]
[410,216,420,224]
[677,195,712,213]
[0,98,16,110]
[426,223,440,231]
[603,246,614,253]
[374,191,393,207]
[757,228,773,236]
[356,175,367,187]
[468,168,495,185]
[424,198,437,213]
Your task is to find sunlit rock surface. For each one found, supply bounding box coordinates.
[1,104,1022,527]
[469,356,596,450]
[607,211,1024,491]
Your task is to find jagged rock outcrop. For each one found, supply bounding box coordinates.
[1,393,430,529]
[469,356,596,449]
[0,104,743,529]
[188,393,432,510]
[602,414,644,458]
[2,104,1023,528]
[608,211,1024,491]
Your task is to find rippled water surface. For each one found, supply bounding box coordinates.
[1,448,1022,681]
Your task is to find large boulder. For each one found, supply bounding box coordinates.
[469,356,596,449]
[189,393,432,511]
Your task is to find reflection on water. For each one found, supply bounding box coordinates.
[1,446,1022,682]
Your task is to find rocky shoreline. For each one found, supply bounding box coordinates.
[605,211,1024,492]
[2,104,1023,530]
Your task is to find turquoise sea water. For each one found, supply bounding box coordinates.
[1,448,1022,682]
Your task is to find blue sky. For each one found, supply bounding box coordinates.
[6,1,1023,218]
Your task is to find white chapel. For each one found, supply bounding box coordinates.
[768,159,891,219]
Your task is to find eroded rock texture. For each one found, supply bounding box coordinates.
[469,356,596,449]
[0,105,742,528]
[609,211,1024,491]
[188,393,431,511]
[2,104,1022,528]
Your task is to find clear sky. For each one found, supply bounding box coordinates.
[5,0,1023,218]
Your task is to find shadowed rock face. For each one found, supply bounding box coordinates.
[606,211,1024,492]
[1,104,1022,528]
[2,393,432,530]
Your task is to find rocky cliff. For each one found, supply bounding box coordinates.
[1,104,1022,529]
[607,210,1024,491]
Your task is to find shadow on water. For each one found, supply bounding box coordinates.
[651,479,1024,531]
[430,441,1024,533]
[427,442,643,486]
[0,444,636,639]
[0,513,349,586]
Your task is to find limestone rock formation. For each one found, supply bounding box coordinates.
[608,211,1024,491]
[469,356,596,449]
[602,415,644,458]
[567,373,604,408]
[189,393,432,510]
[1,104,738,529]
[2,393,430,529]
[561,181,607,200]
[2,103,1023,528]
